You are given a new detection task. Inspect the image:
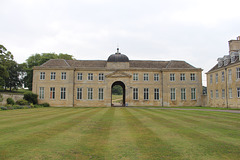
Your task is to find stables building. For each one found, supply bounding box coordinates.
[32,49,203,107]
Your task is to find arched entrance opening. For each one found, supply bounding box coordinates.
[111,81,125,107]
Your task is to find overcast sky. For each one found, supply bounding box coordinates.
[1,0,240,86]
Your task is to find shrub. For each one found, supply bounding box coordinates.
[23,92,38,104]
[0,107,7,110]
[6,98,15,105]
[0,94,3,102]
[16,99,29,105]
[41,103,50,107]
[7,106,13,110]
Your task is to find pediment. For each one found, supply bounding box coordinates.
[106,71,132,78]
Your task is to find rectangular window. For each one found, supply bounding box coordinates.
[190,73,196,81]
[88,73,93,81]
[99,73,104,81]
[222,71,224,82]
[215,73,218,83]
[144,88,149,100]
[39,87,44,99]
[133,73,138,81]
[50,87,55,99]
[216,90,219,99]
[77,73,83,81]
[170,88,176,100]
[61,72,66,80]
[40,72,45,80]
[229,88,232,99]
[237,88,240,98]
[237,68,240,79]
[88,88,93,100]
[144,73,149,81]
[180,73,185,81]
[228,69,232,82]
[170,73,175,81]
[60,87,66,99]
[210,90,213,99]
[133,88,138,100]
[154,74,159,81]
[191,88,196,100]
[181,88,186,100]
[98,88,104,100]
[77,88,82,100]
[222,89,225,98]
[50,72,56,80]
[210,74,213,84]
[154,88,159,100]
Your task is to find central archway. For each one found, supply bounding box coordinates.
[111,81,126,107]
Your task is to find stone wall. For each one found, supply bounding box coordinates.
[0,93,24,106]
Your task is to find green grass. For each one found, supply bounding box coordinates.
[0,107,240,160]
[112,94,123,103]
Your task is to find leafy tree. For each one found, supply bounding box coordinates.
[112,85,123,95]
[23,53,74,90]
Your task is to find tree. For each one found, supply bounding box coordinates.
[23,53,74,90]
[112,85,123,95]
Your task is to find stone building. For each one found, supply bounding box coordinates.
[206,36,240,108]
[32,49,203,107]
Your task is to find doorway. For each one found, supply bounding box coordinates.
[111,81,125,107]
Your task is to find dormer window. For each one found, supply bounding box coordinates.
[223,55,230,66]
[217,58,223,67]
[230,52,239,63]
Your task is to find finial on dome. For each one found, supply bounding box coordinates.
[116,48,120,54]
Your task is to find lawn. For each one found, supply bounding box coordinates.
[0,107,240,160]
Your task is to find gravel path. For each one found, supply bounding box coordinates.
[129,107,240,114]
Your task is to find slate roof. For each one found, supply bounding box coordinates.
[37,59,199,70]
[207,58,240,73]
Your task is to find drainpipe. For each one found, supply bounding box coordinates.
[161,70,164,107]
[73,68,76,107]
[225,68,228,108]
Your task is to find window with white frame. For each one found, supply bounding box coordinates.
[133,73,138,81]
[215,73,218,83]
[228,69,232,81]
[61,72,66,80]
[154,74,159,81]
[191,88,196,100]
[181,88,186,100]
[210,74,213,84]
[39,87,44,99]
[77,88,82,100]
[170,73,175,81]
[144,88,149,100]
[50,72,56,80]
[154,88,159,100]
[88,88,93,100]
[98,88,104,100]
[221,71,224,82]
[237,88,240,98]
[50,87,55,99]
[210,90,213,99]
[190,73,196,81]
[99,73,104,81]
[88,73,93,81]
[216,90,219,99]
[60,87,66,99]
[170,88,176,100]
[237,68,240,79]
[229,88,232,98]
[222,89,225,99]
[180,73,185,81]
[133,88,138,100]
[144,73,149,81]
[77,73,83,81]
[40,72,45,80]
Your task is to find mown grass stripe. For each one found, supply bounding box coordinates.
[0,108,102,159]
[106,108,141,159]
[123,108,181,160]
[132,108,240,160]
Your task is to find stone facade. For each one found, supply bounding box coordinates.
[206,36,240,108]
[32,50,203,107]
